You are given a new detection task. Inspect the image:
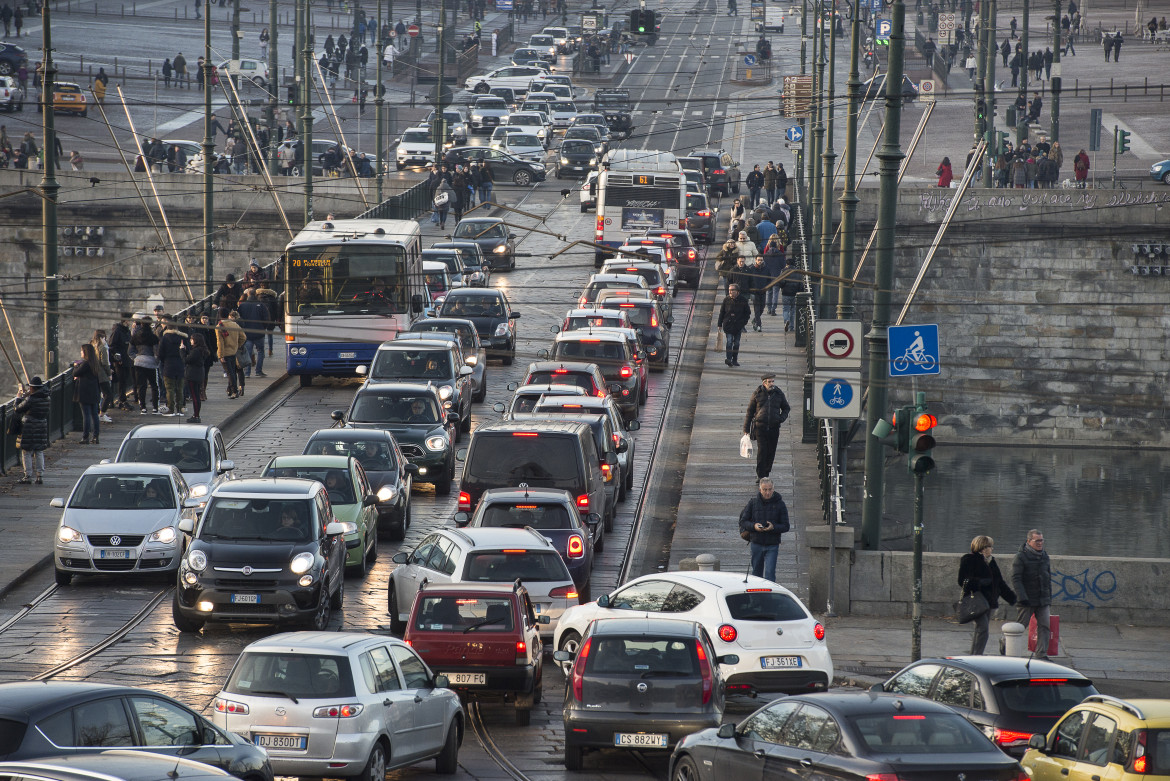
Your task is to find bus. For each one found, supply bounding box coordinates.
[283,219,427,385]
[594,149,686,266]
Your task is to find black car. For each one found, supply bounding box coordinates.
[593,88,634,139]
[875,655,1098,757]
[0,752,235,781]
[430,240,492,286]
[0,681,273,781]
[438,288,520,365]
[670,691,1028,781]
[451,217,517,271]
[364,337,474,435]
[689,149,741,196]
[301,428,417,539]
[445,145,547,186]
[334,382,458,494]
[0,42,28,77]
[172,479,347,632]
[685,191,715,245]
[601,298,672,369]
[647,227,703,288]
[861,72,919,101]
[407,317,488,402]
[556,139,598,178]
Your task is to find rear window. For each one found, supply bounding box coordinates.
[556,340,625,362]
[615,305,653,327]
[586,637,698,676]
[566,316,622,331]
[120,437,211,473]
[994,679,1097,717]
[0,718,27,754]
[466,433,583,485]
[1150,731,1170,774]
[412,323,474,352]
[724,591,808,621]
[850,712,991,755]
[687,194,708,210]
[413,595,514,632]
[463,551,571,582]
[480,503,574,530]
[526,370,595,391]
[225,652,356,698]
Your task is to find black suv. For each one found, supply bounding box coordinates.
[593,88,634,139]
[647,228,703,288]
[360,339,474,435]
[689,149,741,196]
[451,217,517,271]
[438,288,520,365]
[172,478,347,632]
[603,299,672,369]
[0,42,28,78]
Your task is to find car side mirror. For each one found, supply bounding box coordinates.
[325,522,346,537]
[1028,733,1048,751]
[392,551,410,564]
[717,654,740,666]
[459,365,474,377]
[99,458,111,465]
[178,518,195,533]
[454,511,471,527]
[331,410,345,422]
[869,682,888,692]
[433,674,450,689]
[539,615,551,625]
[50,497,66,508]
[615,439,628,453]
[411,293,425,314]
[626,419,640,431]
[608,382,623,394]
[553,649,573,662]
[355,365,368,377]
[506,381,519,391]
[183,497,204,510]
[538,348,551,359]
[587,512,602,528]
[404,463,420,476]
[218,459,235,473]
[492,402,506,413]
[362,494,378,507]
[446,412,460,426]
[455,448,468,462]
[596,594,610,608]
[509,312,521,319]
[717,723,737,740]
[550,325,561,334]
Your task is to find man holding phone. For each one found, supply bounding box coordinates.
[738,477,790,583]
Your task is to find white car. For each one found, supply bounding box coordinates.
[217,58,270,88]
[396,127,435,169]
[531,81,573,101]
[488,124,525,147]
[112,422,236,504]
[212,632,463,777]
[494,132,545,164]
[553,571,834,695]
[528,33,558,60]
[468,95,511,134]
[465,65,547,96]
[506,111,552,146]
[496,383,589,417]
[542,26,571,52]
[548,100,579,130]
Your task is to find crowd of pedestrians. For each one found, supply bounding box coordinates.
[952,136,1074,189]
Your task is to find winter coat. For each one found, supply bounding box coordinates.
[762,244,787,279]
[775,167,788,198]
[72,360,102,405]
[93,342,112,384]
[214,280,244,311]
[243,266,268,287]
[937,162,953,187]
[734,239,758,262]
[1011,159,1028,187]
[109,324,132,370]
[744,261,770,296]
[129,323,160,369]
[717,293,752,335]
[1011,543,1052,607]
[762,165,778,189]
[744,384,791,433]
[216,319,247,360]
[183,343,210,383]
[728,263,754,294]
[738,492,790,546]
[959,552,1017,610]
[1074,152,1090,181]
[157,327,187,379]
[237,300,270,343]
[15,387,51,452]
[715,243,739,277]
[745,169,764,189]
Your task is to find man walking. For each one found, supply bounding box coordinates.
[717,283,751,367]
[745,164,764,208]
[738,478,789,583]
[1011,529,1053,659]
[743,373,790,481]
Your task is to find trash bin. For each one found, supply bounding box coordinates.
[1027,614,1060,657]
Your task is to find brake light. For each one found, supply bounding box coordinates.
[814,622,826,640]
[213,698,250,715]
[893,715,926,720]
[713,168,726,174]
[697,210,711,217]
[502,549,528,553]
[514,505,538,510]
[992,728,1033,745]
[458,491,471,511]
[865,775,903,781]
[576,494,589,510]
[1028,678,1069,684]
[312,704,364,718]
[650,312,658,327]
[619,303,634,307]
[619,365,633,378]
[687,249,697,260]
[655,286,666,296]
[567,534,585,559]
[600,462,613,480]
[554,368,569,374]
[745,588,773,592]
[550,585,579,600]
[718,624,737,643]
[696,642,713,704]
[571,637,592,701]
[512,432,539,437]
[1132,729,1149,773]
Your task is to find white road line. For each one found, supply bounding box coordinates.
[1102,113,1162,158]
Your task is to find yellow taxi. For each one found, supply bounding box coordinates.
[1022,694,1170,779]
[47,82,87,116]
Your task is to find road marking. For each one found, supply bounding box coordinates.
[692,110,704,115]
[672,110,683,115]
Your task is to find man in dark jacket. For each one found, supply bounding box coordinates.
[16,377,51,484]
[717,283,752,367]
[743,373,791,480]
[738,478,790,582]
[745,164,764,207]
[1011,529,1053,659]
[237,289,271,377]
[157,318,188,416]
[214,273,244,311]
[745,255,769,331]
[109,315,134,410]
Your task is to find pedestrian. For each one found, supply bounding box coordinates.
[1065,30,1076,57]
[1113,33,1123,62]
[966,53,977,80]
[109,314,134,410]
[1148,16,1158,42]
[13,5,20,36]
[775,164,787,201]
[157,315,187,417]
[129,314,161,414]
[477,159,494,205]
[746,255,768,331]
[728,0,737,16]
[0,4,10,38]
[1073,148,1089,187]
[743,373,790,480]
[183,332,209,423]
[761,234,786,317]
[737,478,790,583]
[1103,34,1112,62]
[433,174,454,229]
[451,165,468,221]
[1010,16,1018,38]
[734,230,757,265]
[780,262,800,333]
[717,283,751,367]
[14,377,50,484]
[1027,91,1042,123]
[923,36,937,68]
[173,52,188,88]
[745,164,764,208]
[1001,39,1010,67]
[958,535,1016,655]
[259,27,269,59]
[238,289,269,377]
[161,58,173,89]
[762,161,778,204]
[72,343,103,444]
[936,156,953,187]
[714,239,738,295]
[214,272,244,311]
[1043,47,1053,80]
[90,330,115,422]
[1011,529,1053,659]
[727,198,745,235]
[216,309,246,399]
[278,140,295,176]
[68,149,83,171]
[199,313,217,396]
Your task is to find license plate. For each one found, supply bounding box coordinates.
[254,734,307,750]
[338,351,356,359]
[761,656,802,669]
[230,594,260,604]
[444,672,486,685]
[614,733,669,748]
[98,549,131,559]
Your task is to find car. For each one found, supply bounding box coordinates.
[504,110,552,146]
[468,95,511,134]
[1151,159,1170,185]
[407,317,488,402]
[261,455,379,578]
[588,325,651,390]
[876,656,1099,756]
[1021,694,1170,779]
[212,632,463,777]
[579,170,599,212]
[511,54,553,72]
[217,58,269,87]
[542,26,572,52]
[619,235,674,267]
[556,617,732,770]
[333,382,458,495]
[421,246,473,290]
[42,81,87,116]
[430,240,491,286]
[685,190,715,245]
[488,123,525,146]
[301,428,416,539]
[358,339,473,435]
[554,571,833,694]
[0,74,23,111]
[562,124,605,157]
[455,486,601,584]
[601,259,677,308]
[465,65,547,95]
[511,47,546,67]
[420,108,469,145]
[646,227,704,288]
[557,139,598,178]
[669,691,1029,781]
[445,145,547,186]
[0,41,29,77]
[0,681,273,778]
[579,272,650,309]
[437,287,520,364]
[551,331,643,421]
[683,169,705,194]
[521,360,611,398]
[404,581,550,725]
[487,86,519,106]
[395,127,435,169]
[112,423,235,503]
[422,260,453,307]
[532,394,639,495]
[0,752,236,781]
[534,82,573,101]
[495,383,588,417]
[861,72,919,100]
[519,98,554,118]
[560,307,633,333]
[689,148,741,195]
[172,478,348,632]
[548,100,579,129]
[599,298,672,368]
[593,88,634,139]
[570,113,611,141]
[50,463,196,586]
[493,131,545,163]
[526,402,627,505]
[388,526,580,638]
[451,216,517,270]
[528,33,558,60]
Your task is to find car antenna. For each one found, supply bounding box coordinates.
[520,482,530,499]
[743,567,750,583]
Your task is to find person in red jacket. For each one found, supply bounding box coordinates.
[936,156,954,187]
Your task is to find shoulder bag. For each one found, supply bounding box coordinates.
[957,583,990,624]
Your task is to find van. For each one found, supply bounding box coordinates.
[458,420,614,532]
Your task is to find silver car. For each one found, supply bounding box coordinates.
[111,423,235,503]
[212,632,463,778]
[51,463,197,586]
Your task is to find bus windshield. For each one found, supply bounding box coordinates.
[287,244,408,315]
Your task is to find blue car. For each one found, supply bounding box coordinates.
[1151,159,1170,185]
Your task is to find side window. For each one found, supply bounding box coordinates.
[812,715,841,752]
[1081,714,1118,766]
[1051,710,1089,759]
[129,697,201,747]
[71,698,135,747]
[778,705,833,751]
[426,538,455,574]
[367,646,402,692]
[391,645,433,689]
[662,584,705,613]
[522,594,538,626]
[887,663,942,697]
[610,580,673,611]
[972,682,986,711]
[215,434,227,463]
[1112,730,1133,767]
[741,700,800,744]
[358,653,379,693]
[411,535,440,566]
[934,667,975,708]
[354,462,370,496]
[36,710,75,747]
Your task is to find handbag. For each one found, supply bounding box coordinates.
[433,191,449,208]
[958,588,990,624]
[6,415,22,438]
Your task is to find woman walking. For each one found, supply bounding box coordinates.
[184,332,210,423]
[73,343,103,444]
[958,535,1016,654]
[91,330,114,423]
[130,314,161,414]
[15,377,51,484]
[936,156,953,187]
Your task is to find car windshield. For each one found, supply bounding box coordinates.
[413,596,515,632]
[350,393,441,425]
[586,637,698,676]
[370,349,452,381]
[562,141,593,154]
[199,498,316,542]
[850,712,990,755]
[440,294,506,318]
[724,591,808,621]
[305,439,397,472]
[595,93,629,108]
[120,437,211,473]
[476,98,507,109]
[412,322,475,352]
[264,467,356,505]
[69,474,175,510]
[479,503,574,530]
[453,222,506,240]
[402,129,431,143]
[566,129,598,141]
[994,679,1097,716]
[463,550,571,582]
[225,652,355,699]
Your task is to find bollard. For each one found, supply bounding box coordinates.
[695,554,720,572]
[1002,622,1027,657]
[678,558,698,571]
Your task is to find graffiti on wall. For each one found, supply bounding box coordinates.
[1051,567,1117,609]
[917,189,1170,217]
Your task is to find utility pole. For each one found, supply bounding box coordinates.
[808,0,824,301]
[1050,0,1061,140]
[203,0,215,298]
[41,3,60,378]
[859,0,907,551]
[266,0,278,174]
[838,0,862,321]
[981,0,997,184]
[819,8,838,318]
[1017,0,1029,147]
[376,0,386,203]
[232,0,242,60]
[973,0,989,142]
[434,0,447,164]
[302,0,315,224]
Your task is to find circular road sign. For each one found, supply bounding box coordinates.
[821,377,855,410]
[822,328,856,360]
[744,54,757,66]
[408,23,420,37]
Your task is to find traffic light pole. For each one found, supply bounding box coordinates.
[41,3,60,378]
[266,0,278,175]
[1017,0,1029,148]
[1050,0,1061,141]
[981,0,997,184]
[301,0,314,224]
[911,464,925,661]
[203,0,215,298]
[1111,125,1118,189]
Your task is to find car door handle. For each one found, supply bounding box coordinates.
[799,758,813,768]
[383,698,392,706]
[1060,770,1069,776]
[752,750,765,759]
[414,695,423,703]
[1091,776,1101,781]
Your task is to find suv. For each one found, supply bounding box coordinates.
[113,423,235,502]
[429,240,490,287]
[466,66,547,96]
[0,42,29,78]
[0,75,23,112]
[534,394,639,499]
[579,273,650,309]
[600,259,676,313]
[468,95,511,134]
[600,298,672,368]
[451,217,517,271]
[593,89,634,139]
[505,110,551,147]
[496,383,588,416]
[520,360,611,399]
[437,288,520,365]
[689,149,741,195]
[420,108,469,145]
[685,191,715,245]
[407,318,488,402]
[388,527,579,638]
[1022,695,1170,779]
[561,307,633,333]
[552,331,643,421]
[523,408,623,512]
[647,228,703,287]
[172,478,347,632]
[395,127,434,169]
[358,339,473,435]
[405,581,550,726]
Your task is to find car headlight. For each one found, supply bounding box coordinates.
[377,485,397,502]
[530,163,544,171]
[189,483,209,498]
[590,157,598,164]
[57,525,83,544]
[493,244,508,253]
[290,551,315,574]
[150,527,177,544]
[438,384,453,400]
[425,435,448,452]
[186,549,208,572]
[465,354,478,365]
[494,322,510,336]
[560,157,570,165]
[339,522,358,535]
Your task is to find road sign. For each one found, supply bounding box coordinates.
[813,372,862,419]
[782,74,814,117]
[814,319,863,370]
[744,54,757,66]
[582,12,598,31]
[919,78,935,102]
[785,125,804,143]
[407,23,420,37]
[389,29,397,37]
[937,12,956,30]
[870,0,882,11]
[876,18,891,41]
[888,324,940,377]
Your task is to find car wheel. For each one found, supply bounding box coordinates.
[395,161,404,170]
[604,508,614,533]
[515,707,531,726]
[387,582,405,634]
[593,527,604,552]
[349,539,369,578]
[474,82,490,93]
[435,719,461,774]
[513,169,532,186]
[460,410,471,433]
[307,584,331,630]
[672,755,701,781]
[558,630,582,658]
[299,373,313,387]
[0,63,11,76]
[366,524,378,563]
[357,742,386,781]
[1163,171,1170,185]
[564,742,583,771]
[172,595,205,633]
[474,373,487,403]
[54,569,72,586]
[331,573,345,609]
[617,475,626,502]
[405,495,413,529]
[580,203,588,213]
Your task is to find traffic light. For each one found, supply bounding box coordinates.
[996,131,1010,156]
[630,9,655,34]
[908,411,937,474]
[1117,128,1132,155]
[286,84,296,105]
[873,405,912,454]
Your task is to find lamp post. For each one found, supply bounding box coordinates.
[376,0,386,203]
[837,0,862,321]
[819,7,838,318]
[41,2,60,377]
[203,0,215,297]
[1050,0,1061,140]
[301,0,315,224]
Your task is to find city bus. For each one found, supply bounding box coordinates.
[283,219,426,385]
[593,149,686,266]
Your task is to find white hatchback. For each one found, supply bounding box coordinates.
[553,571,834,695]
[493,133,545,164]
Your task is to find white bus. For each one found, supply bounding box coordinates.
[593,149,687,266]
[283,219,427,385]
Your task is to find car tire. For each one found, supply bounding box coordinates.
[395,161,404,170]
[564,742,583,771]
[460,410,471,433]
[172,595,205,633]
[474,373,487,403]
[617,476,626,502]
[435,719,460,775]
[349,539,369,578]
[435,460,454,495]
[357,742,386,781]
[580,203,588,213]
[299,374,313,387]
[387,582,406,634]
[515,707,531,726]
[54,569,72,586]
[513,169,532,186]
[474,82,490,93]
[1164,171,1170,185]
[604,508,614,533]
[672,755,701,781]
[367,525,378,563]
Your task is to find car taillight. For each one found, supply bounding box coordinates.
[655,286,666,296]
[600,462,613,480]
[458,491,471,511]
[576,494,589,510]
[571,637,592,701]
[713,168,725,174]
[718,624,737,643]
[515,640,527,665]
[650,312,658,327]
[992,728,1033,745]
[567,534,585,559]
[595,216,604,240]
[550,584,579,600]
[1131,729,1150,773]
[687,249,697,260]
[213,698,249,715]
[814,622,826,640]
[865,775,903,781]
[312,704,364,718]
[697,210,711,217]
[619,365,633,378]
[696,642,713,704]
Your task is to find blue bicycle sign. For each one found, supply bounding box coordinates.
[888,324,940,376]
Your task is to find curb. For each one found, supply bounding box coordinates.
[0,552,53,604]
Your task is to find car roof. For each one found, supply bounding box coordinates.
[783,691,967,716]
[591,616,702,638]
[0,751,235,781]
[640,570,802,596]
[480,486,576,504]
[513,383,589,396]
[377,338,455,351]
[565,308,626,319]
[447,525,558,549]
[357,381,444,398]
[444,287,505,300]
[267,455,353,469]
[474,419,592,437]
[0,682,147,715]
[555,331,626,344]
[602,260,664,272]
[412,317,477,329]
[419,581,524,596]
[915,655,1094,683]
[457,217,505,226]
[588,273,647,285]
[395,332,459,343]
[525,360,604,374]
[242,631,405,654]
[1077,696,1170,721]
[124,423,215,439]
[81,462,177,477]
[306,428,396,443]
[210,478,321,498]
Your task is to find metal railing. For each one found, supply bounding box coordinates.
[358,180,433,220]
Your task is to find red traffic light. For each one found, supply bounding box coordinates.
[913,413,937,432]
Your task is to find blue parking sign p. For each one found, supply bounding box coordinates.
[877,18,892,40]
